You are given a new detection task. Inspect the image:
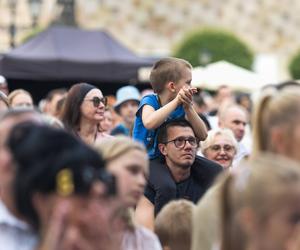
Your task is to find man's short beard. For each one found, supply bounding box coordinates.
[178,161,193,170]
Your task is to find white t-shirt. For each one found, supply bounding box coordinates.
[0,200,38,250]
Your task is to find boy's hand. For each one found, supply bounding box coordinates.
[177,87,197,106]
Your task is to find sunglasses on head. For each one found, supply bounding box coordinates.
[85,96,107,108]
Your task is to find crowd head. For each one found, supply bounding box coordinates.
[201,128,237,169]
[252,86,300,162]
[7,123,111,230]
[8,89,34,108]
[158,119,198,169]
[95,137,148,208]
[149,57,192,94]
[218,104,248,142]
[220,154,300,250]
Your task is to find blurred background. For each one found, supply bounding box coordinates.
[1,0,300,98]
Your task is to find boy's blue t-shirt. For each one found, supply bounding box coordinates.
[132,94,185,159]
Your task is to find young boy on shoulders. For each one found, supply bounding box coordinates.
[133,57,207,159]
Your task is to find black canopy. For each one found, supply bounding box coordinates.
[0,26,153,83]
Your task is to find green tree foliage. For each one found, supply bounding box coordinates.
[21,27,45,44]
[173,28,254,69]
[289,50,300,79]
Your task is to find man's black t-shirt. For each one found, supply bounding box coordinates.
[144,155,222,215]
[176,174,203,203]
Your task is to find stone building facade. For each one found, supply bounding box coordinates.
[0,0,299,76]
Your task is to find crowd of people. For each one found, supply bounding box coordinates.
[0,57,300,250]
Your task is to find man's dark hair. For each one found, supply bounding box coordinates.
[157,119,194,144]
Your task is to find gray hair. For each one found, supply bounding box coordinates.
[200,128,238,155]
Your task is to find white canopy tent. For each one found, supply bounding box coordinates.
[192,61,270,93]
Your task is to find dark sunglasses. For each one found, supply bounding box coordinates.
[85,96,107,107]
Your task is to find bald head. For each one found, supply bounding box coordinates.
[218,105,248,142]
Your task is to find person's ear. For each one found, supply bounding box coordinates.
[167,82,176,93]
[270,127,288,155]
[237,207,258,237]
[158,143,167,156]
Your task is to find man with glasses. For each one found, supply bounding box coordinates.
[135,119,222,230]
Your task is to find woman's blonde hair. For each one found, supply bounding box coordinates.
[220,153,300,250]
[95,136,146,163]
[200,128,238,155]
[8,89,33,106]
[252,86,300,157]
[95,137,147,230]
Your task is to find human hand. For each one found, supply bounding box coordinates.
[177,87,197,106]
[37,200,71,250]
[72,197,124,250]
[37,196,123,250]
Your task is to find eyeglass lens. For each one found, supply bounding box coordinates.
[92,97,107,107]
[210,144,234,152]
[174,137,198,148]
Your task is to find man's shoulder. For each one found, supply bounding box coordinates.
[149,158,170,177]
[191,156,223,185]
[148,157,175,184]
[193,155,223,170]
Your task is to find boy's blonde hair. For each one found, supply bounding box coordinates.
[95,136,146,163]
[155,200,194,250]
[150,57,192,94]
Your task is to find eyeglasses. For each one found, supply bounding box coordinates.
[85,97,107,108]
[208,144,235,153]
[163,136,199,149]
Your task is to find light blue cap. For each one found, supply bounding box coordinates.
[114,85,140,113]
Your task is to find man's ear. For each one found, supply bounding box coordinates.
[158,143,167,156]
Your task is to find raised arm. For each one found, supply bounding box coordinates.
[142,98,180,130]
[179,87,207,140]
[184,104,207,141]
